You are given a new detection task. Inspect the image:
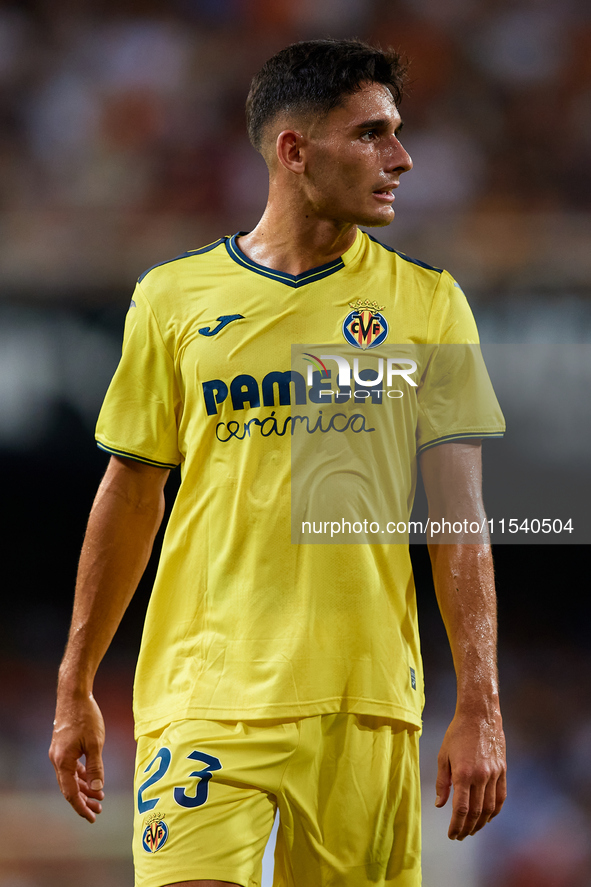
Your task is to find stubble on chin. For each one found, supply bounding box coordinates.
[356,210,396,228]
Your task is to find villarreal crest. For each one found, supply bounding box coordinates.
[142,812,169,853]
[342,299,389,350]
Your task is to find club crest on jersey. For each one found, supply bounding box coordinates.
[342,299,388,350]
[142,812,169,853]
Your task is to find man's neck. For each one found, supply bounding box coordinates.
[237,199,358,277]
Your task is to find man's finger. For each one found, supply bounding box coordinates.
[83,744,105,794]
[447,780,471,839]
[82,794,103,815]
[470,776,497,835]
[435,755,451,807]
[67,784,101,823]
[490,767,507,818]
[458,780,488,839]
[76,761,105,800]
[76,777,105,801]
[57,769,99,823]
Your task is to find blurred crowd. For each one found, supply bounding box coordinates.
[2,2,591,885]
[1,0,591,295]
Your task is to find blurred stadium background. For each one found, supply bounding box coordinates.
[1,0,591,884]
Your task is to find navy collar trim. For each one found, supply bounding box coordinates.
[225,232,345,288]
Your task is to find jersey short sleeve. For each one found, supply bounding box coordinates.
[95,282,182,468]
[415,344,505,453]
[416,270,505,451]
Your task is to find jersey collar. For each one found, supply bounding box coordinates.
[225,230,362,288]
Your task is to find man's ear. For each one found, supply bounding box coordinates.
[276,130,306,174]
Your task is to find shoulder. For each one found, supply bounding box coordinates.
[362,232,467,299]
[137,237,229,289]
[364,232,444,279]
[128,237,229,341]
[361,233,477,343]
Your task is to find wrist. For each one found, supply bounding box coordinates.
[453,652,500,720]
[454,692,502,724]
[57,662,95,698]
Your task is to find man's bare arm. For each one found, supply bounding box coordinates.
[420,440,507,841]
[49,455,170,822]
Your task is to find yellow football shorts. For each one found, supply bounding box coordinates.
[132,713,421,887]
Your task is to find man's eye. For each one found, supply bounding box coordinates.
[361,130,377,141]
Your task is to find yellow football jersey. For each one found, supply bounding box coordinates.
[96,229,505,736]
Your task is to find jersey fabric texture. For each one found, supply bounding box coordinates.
[96,229,505,736]
[132,715,421,887]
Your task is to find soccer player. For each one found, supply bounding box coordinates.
[50,39,507,887]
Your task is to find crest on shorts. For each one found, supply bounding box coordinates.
[342,299,388,350]
[142,811,169,853]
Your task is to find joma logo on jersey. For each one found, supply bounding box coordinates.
[343,299,388,350]
[142,812,168,853]
[198,314,244,337]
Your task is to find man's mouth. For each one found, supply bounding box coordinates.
[373,188,395,202]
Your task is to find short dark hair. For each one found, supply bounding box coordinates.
[246,38,408,152]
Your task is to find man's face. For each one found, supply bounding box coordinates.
[302,82,413,228]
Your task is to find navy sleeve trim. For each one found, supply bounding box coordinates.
[417,431,505,455]
[137,238,225,283]
[96,441,179,469]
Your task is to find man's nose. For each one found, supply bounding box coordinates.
[387,137,413,174]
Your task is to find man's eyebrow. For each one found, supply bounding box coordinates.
[356,117,404,134]
[356,117,389,129]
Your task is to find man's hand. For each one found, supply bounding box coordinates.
[435,711,507,840]
[49,692,106,823]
